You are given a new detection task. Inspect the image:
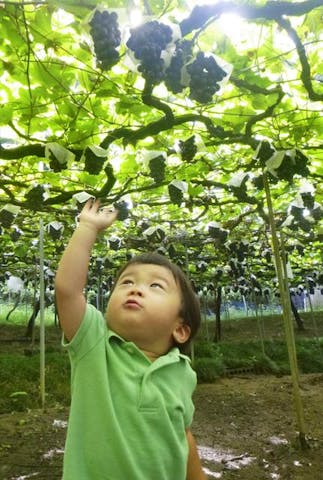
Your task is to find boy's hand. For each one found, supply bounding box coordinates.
[79,199,118,233]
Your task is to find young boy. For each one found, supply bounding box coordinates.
[55,199,207,480]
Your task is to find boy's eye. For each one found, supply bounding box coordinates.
[151,282,163,289]
[121,279,133,285]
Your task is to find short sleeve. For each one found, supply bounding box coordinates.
[62,304,106,361]
[183,366,196,428]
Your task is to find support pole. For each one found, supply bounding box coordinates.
[39,218,46,410]
[263,172,308,448]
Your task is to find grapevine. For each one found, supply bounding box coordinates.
[126,21,173,85]
[186,52,227,103]
[89,10,121,70]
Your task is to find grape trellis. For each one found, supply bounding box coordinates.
[0,0,322,277]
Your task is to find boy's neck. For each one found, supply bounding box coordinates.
[141,349,161,362]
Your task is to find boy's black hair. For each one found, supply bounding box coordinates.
[112,252,201,353]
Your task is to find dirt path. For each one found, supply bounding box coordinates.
[1,374,322,480]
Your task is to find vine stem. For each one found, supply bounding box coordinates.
[263,171,309,449]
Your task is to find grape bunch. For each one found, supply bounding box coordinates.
[89,10,121,70]
[48,152,67,172]
[148,155,166,183]
[48,223,63,241]
[186,52,227,103]
[275,149,309,182]
[252,174,264,190]
[208,223,228,243]
[164,40,192,94]
[255,140,275,164]
[84,147,105,175]
[179,135,197,162]
[300,192,314,210]
[114,200,129,221]
[10,227,22,242]
[25,185,45,210]
[168,183,183,206]
[0,209,15,228]
[126,21,173,85]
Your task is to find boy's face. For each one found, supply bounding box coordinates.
[105,263,190,359]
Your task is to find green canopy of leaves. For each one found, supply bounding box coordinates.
[0,0,322,286]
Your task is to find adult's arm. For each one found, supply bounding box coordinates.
[186,429,207,480]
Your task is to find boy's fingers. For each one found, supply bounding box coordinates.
[101,206,115,213]
[82,198,96,210]
[92,199,101,209]
[100,206,119,222]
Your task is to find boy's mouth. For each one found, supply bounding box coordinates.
[124,299,141,308]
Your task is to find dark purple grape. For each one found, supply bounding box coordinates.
[165,40,192,94]
[179,135,197,162]
[89,10,121,70]
[186,52,226,103]
[148,155,166,183]
[126,21,173,85]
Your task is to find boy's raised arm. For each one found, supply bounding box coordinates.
[55,200,118,341]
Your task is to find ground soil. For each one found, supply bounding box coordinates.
[1,374,323,480]
[1,315,323,479]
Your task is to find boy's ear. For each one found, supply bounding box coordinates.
[172,323,191,344]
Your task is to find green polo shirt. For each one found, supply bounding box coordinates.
[62,304,196,480]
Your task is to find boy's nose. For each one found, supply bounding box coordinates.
[128,285,143,296]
